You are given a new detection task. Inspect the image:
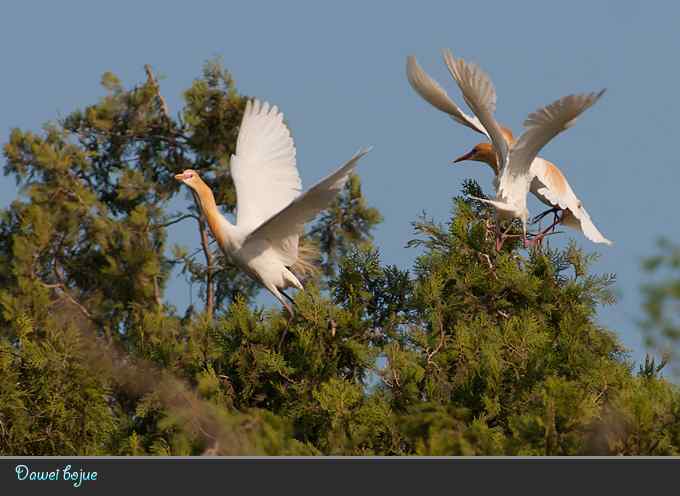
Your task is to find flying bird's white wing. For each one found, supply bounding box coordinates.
[230,99,302,233]
[565,205,612,245]
[245,148,372,265]
[442,49,509,168]
[532,165,612,245]
[500,90,606,204]
[406,55,490,138]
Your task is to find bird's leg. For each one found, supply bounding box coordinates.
[550,209,562,233]
[542,210,564,236]
[266,284,296,318]
[531,206,560,225]
[276,289,301,350]
[527,211,565,246]
[280,289,298,315]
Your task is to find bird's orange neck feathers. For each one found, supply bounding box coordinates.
[189,177,230,247]
[477,126,515,174]
[472,143,500,173]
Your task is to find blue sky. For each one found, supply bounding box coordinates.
[0,1,677,365]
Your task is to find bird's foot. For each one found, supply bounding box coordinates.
[531,207,561,225]
[526,228,563,247]
[524,236,541,248]
[527,211,564,244]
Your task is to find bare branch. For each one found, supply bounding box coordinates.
[426,315,446,370]
[157,214,200,229]
[41,282,93,320]
[192,190,215,321]
[144,64,215,319]
[153,275,162,312]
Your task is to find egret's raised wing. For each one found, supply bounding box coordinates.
[230,99,302,232]
[533,165,612,245]
[442,49,509,168]
[406,55,489,138]
[501,90,606,200]
[245,148,371,265]
[565,205,612,245]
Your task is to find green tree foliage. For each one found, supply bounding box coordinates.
[1,61,679,456]
[641,239,680,368]
[378,183,680,455]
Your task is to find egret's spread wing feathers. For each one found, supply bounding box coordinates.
[535,185,571,211]
[246,148,372,265]
[442,49,509,169]
[231,99,302,233]
[536,181,612,245]
[501,90,606,201]
[566,205,612,245]
[406,55,489,138]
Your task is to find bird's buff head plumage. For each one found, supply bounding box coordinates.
[452,142,496,166]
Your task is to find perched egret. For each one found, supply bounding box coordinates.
[433,50,604,249]
[175,99,371,315]
[406,52,611,245]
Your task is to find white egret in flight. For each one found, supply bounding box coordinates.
[176,99,371,314]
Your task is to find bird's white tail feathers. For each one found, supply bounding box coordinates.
[563,208,612,245]
[289,239,321,280]
[469,195,517,216]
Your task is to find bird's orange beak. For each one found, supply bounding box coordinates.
[452,149,476,164]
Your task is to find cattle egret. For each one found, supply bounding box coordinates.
[406,53,612,246]
[175,99,372,315]
[435,51,604,249]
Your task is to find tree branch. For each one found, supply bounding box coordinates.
[182,190,217,321]
[196,201,215,321]
[145,64,170,120]
[167,241,217,265]
[153,275,162,312]
[157,214,200,229]
[41,281,93,320]
[426,315,445,370]
[145,64,215,319]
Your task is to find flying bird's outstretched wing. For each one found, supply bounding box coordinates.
[442,49,509,169]
[406,55,490,138]
[230,100,302,233]
[564,204,612,245]
[501,90,606,202]
[533,165,612,245]
[245,148,372,265]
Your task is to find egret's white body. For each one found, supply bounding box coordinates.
[406,53,611,245]
[176,99,371,314]
[410,50,604,247]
